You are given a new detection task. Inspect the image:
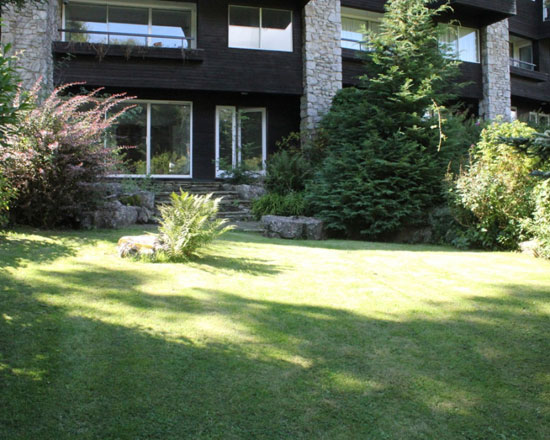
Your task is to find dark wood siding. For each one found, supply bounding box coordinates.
[342,50,482,99]
[54,0,303,96]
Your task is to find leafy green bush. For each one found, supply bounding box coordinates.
[527,180,550,258]
[0,173,16,228]
[449,121,538,250]
[265,150,312,195]
[251,192,308,219]
[157,191,233,259]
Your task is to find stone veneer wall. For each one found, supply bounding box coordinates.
[1,0,59,91]
[301,0,343,132]
[479,19,511,121]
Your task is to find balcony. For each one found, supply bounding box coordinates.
[55,29,204,61]
[510,58,535,72]
[436,0,516,26]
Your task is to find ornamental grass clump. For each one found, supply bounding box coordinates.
[157,190,233,260]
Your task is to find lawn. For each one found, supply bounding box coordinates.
[1,227,549,439]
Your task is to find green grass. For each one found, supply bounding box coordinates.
[1,227,549,439]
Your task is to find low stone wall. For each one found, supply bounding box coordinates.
[262,215,325,240]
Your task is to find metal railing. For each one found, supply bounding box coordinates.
[510,57,536,71]
[341,37,371,52]
[59,29,194,48]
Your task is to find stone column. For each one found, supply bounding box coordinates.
[479,19,511,121]
[301,0,343,133]
[1,0,59,91]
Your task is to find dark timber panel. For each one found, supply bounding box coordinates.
[510,0,543,39]
[94,88,300,180]
[54,0,303,95]
[342,49,482,99]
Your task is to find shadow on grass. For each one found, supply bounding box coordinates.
[1,245,549,440]
[224,231,467,253]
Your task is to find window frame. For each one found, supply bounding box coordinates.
[340,7,382,52]
[438,24,480,64]
[227,5,293,52]
[109,99,194,179]
[215,105,267,178]
[62,0,197,49]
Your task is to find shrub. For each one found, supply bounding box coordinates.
[527,179,550,258]
[265,149,312,195]
[305,0,465,239]
[0,83,133,228]
[251,192,308,219]
[0,172,16,228]
[449,120,538,250]
[157,190,233,259]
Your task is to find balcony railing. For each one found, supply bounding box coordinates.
[59,29,194,48]
[341,37,371,52]
[510,57,536,71]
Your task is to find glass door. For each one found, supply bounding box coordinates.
[215,106,266,177]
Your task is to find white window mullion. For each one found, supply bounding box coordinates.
[258,8,262,49]
[146,103,152,175]
[147,8,152,47]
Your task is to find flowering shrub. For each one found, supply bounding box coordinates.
[0,83,133,227]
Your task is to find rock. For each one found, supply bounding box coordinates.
[93,201,138,229]
[136,207,152,224]
[261,215,325,240]
[135,191,155,210]
[118,235,160,258]
[233,184,266,200]
[519,240,540,257]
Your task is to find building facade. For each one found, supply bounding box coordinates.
[2,0,549,180]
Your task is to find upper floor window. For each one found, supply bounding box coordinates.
[228,6,293,52]
[544,0,550,21]
[509,35,535,71]
[340,8,382,51]
[438,25,480,63]
[62,1,196,49]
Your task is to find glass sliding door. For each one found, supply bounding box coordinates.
[110,101,192,177]
[215,106,266,177]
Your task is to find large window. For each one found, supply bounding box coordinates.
[215,106,266,177]
[341,8,382,51]
[110,101,193,177]
[509,35,535,71]
[228,6,292,52]
[63,1,196,48]
[438,25,480,63]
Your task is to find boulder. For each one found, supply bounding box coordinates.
[136,207,155,224]
[93,201,138,229]
[118,235,161,258]
[135,191,155,210]
[261,215,325,240]
[231,184,266,201]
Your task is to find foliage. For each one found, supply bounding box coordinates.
[0,83,133,228]
[448,121,539,250]
[251,192,308,219]
[0,172,16,227]
[526,180,550,258]
[305,0,465,239]
[157,190,232,259]
[119,175,160,194]
[265,149,312,195]
[0,44,30,140]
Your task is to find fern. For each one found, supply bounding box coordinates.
[157,190,233,259]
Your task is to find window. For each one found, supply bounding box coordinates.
[544,1,550,21]
[63,1,196,49]
[529,111,550,127]
[109,101,193,177]
[341,8,382,51]
[511,107,518,121]
[215,106,266,177]
[509,35,535,71]
[228,6,292,52]
[438,25,480,63]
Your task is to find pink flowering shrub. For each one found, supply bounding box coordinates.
[0,83,133,227]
